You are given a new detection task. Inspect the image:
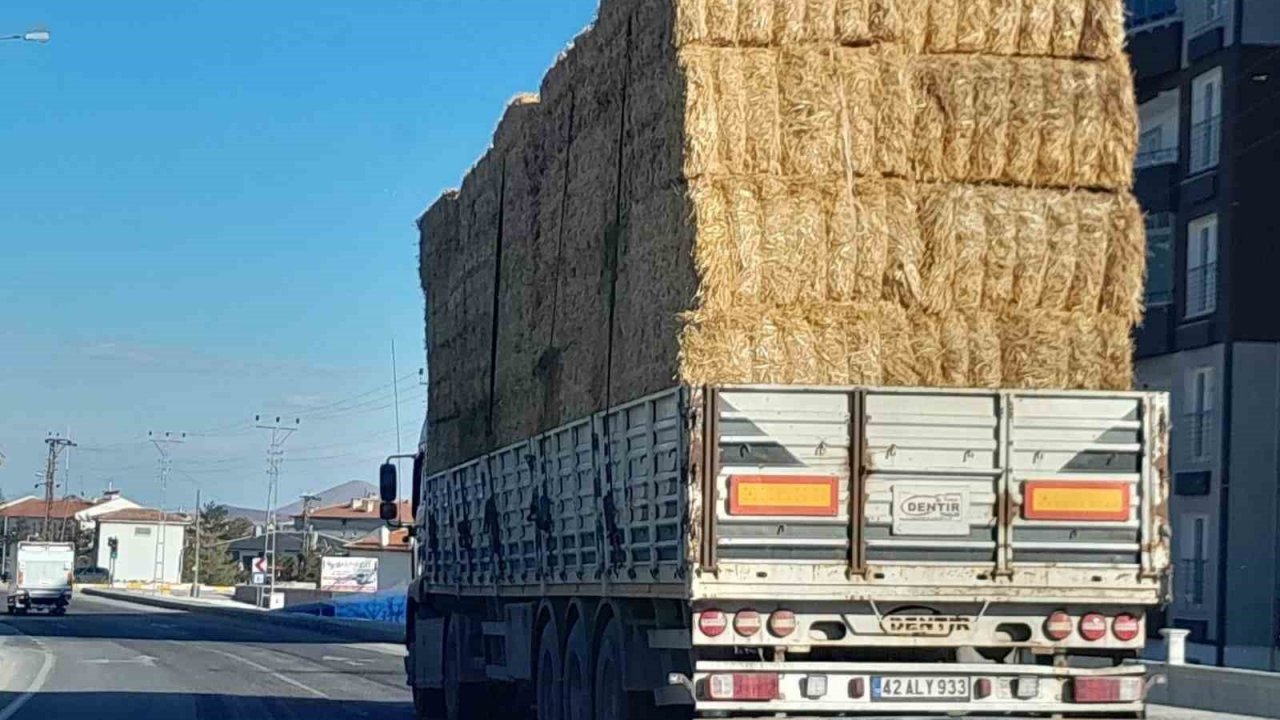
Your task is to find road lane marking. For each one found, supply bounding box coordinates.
[205,647,328,699]
[342,643,407,658]
[0,630,55,720]
[81,655,157,667]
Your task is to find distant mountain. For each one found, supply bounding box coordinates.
[219,480,377,525]
[224,505,268,525]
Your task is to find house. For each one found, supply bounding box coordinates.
[0,497,95,575]
[292,497,411,539]
[1127,0,1280,669]
[73,489,141,532]
[94,508,191,584]
[226,531,347,573]
[344,527,412,591]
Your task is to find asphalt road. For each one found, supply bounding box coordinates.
[0,592,1269,719]
[0,591,412,720]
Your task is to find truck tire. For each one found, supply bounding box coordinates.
[412,686,444,720]
[536,622,563,720]
[443,613,487,720]
[562,621,593,720]
[594,618,647,720]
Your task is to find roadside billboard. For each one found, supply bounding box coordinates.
[320,556,379,594]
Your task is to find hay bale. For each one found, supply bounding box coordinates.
[926,0,959,53]
[1065,313,1102,389]
[850,178,890,299]
[875,44,914,177]
[1052,0,1086,57]
[845,303,885,385]
[1019,0,1056,56]
[971,57,1012,182]
[681,48,723,178]
[690,177,735,309]
[805,0,838,41]
[1099,56,1137,191]
[879,303,918,386]
[774,0,807,44]
[1001,311,1070,389]
[834,48,880,173]
[741,50,785,173]
[967,312,1003,388]
[738,0,776,43]
[1040,197,1080,311]
[883,179,923,306]
[912,61,948,182]
[1011,191,1051,311]
[910,312,945,386]
[828,178,860,302]
[835,0,872,44]
[1098,313,1133,390]
[956,0,991,52]
[707,0,740,43]
[726,177,766,303]
[778,47,841,176]
[1038,65,1077,187]
[1004,60,1045,186]
[981,188,1019,309]
[986,0,1022,54]
[940,311,971,386]
[1100,193,1146,323]
[1080,0,1125,60]
[1066,191,1110,312]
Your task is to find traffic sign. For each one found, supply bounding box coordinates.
[252,557,267,574]
[252,572,266,586]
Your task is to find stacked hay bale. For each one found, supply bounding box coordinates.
[419,0,1142,472]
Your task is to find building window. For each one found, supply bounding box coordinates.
[1185,214,1218,318]
[1190,69,1222,173]
[1137,127,1177,168]
[1178,514,1210,608]
[1128,0,1179,28]
[1186,367,1215,460]
[134,526,152,537]
[1146,213,1174,306]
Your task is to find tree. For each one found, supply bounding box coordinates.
[183,502,253,586]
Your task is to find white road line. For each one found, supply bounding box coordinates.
[0,629,56,720]
[204,647,328,699]
[341,643,407,658]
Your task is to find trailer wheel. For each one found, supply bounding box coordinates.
[594,618,654,720]
[535,622,563,720]
[443,614,487,720]
[562,621,593,720]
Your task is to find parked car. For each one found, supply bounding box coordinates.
[74,566,110,584]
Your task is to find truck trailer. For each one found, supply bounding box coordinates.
[380,383,1171,719]
[7,541,75,615]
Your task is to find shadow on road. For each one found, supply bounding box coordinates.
[0,691,414,719]
[0,610,395,645]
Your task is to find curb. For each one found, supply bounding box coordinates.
[83,587,405,645]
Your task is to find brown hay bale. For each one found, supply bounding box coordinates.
[1019,0,1055,56]
[879,303,918,386]
[795,184,831,303]
[706,0,740,44]
[868,0,926,50]
[1041,196,1080,310]
[967,312,1003,388]
[987,0,1022,54]
[690,178,735,310]
[1066,192,1109,313]
[1038,63,1077,187]
[1080,0,1124,60]
[1065,313,1102,389]
[774,0,807,43]
[927,0,959,53]
[679,309,755,385]
[738,0,776,44]
[828,180,859,302]
[912,61,948,182]
[1052,0,1086,57]
[835,48,879,173]
[811,308,851,384]
[805,0,838,41]
[1004,60,1045,185]
[971,57,1012,182]
[940,311,971,386]
[681,49,723,177]
[942,66,977,181]
[875,44,914,178]
[835,0,872,44]
[1098,56,1137,190]
[918,183,959,313]
[851,178,890,299]
[981,188,1019,310]
[909,312,945,386]
[1098,313,1134,390]
[956,0,991,53]
[715,53,749,172]
[753,313,790,383]
[1100,193,1146,323]
[761,179,829,306]
[778,47,841,177]
[726,177,766,303]
[1012,191,1051,311]
[1072,61,1105,186]
[1001,311,1069,389]
[845,303,885,385]
[883,179,923,306]
[953,185,989,312]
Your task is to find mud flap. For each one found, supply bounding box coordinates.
[414,617,445,688]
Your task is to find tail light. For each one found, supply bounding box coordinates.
[1079,613,1108,641]
[1112,613,1141,641]
[768,609,797,638]
[698,610,727,638]
[1071,677,1144,703]
[16,571,23,586]
[1044,611,1073,640]
[848,678,866,699]
[974,678,994,699]
[733,610,761,637]
[706,673,779,701]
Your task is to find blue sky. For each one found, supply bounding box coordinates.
[1,1,598,509]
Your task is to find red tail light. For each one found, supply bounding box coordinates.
[733,610,761,637]
[848,678,866,699]
[698,610,727,638]
[1112,613,1141,641]
[768,609,797,638]
[706,673,779,701]
[1044,611,1073,640]
[1072,677,1144,703]
[974,678,994,699]
[1079,613,1108,641]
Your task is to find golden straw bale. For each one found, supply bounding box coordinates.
[715,53,750,172]
[868,0,926,50]
[795,183,831,303]
[883,179,924,306]
[845,303,885,385]
[1001,311,1070,389]
[679,310,754,385]
[805,0,838,41]
[1052,0,1086,57]
[981,188,1019,309]
[690,178,735,310]
[738,0,776,44]
[912,62,948,182]
[835,0,872,44]
[676,0,709,46]
[967,312,1003,388]
[918,183,960,313]
[1080,0,1125,60]
[1065,313,1102,389]
[1041,197,1080,311]
[876,44,915,178]
[706,0,740,44]
[1100,193,1146,323]
[741,50,784,174]
[940,312,970,386]
[909,312,945,386]
[956,0,991,53]
[971,57,1012,182]
[1019,0,1055,56]
[753,314,790,383]
[851,178,890,299]
[1066,191,1110,312]
[828,180,860,301]
[835,48,880,173]
[927,0,959,53]
[986,0,1022,55]
[1012,191,1051,311]
[1072,62,1105,186]
[1098,313,1133,390]
[774,0,807,43]
[781,310,822,382]
[1098,56,1137,191]
[810,308,851,384]
[779,47,841,177]
[760,179,802,305]
[942,66,977,181]
[1038,65,1077,187]
[879,303,919,386]
[726,177,766,304]
[953,185,989,312]
[1005,60,1045,186]
[681,49,723,177]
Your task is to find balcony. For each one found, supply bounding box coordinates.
[1185,262,1218,320]
[1136,145,1179,169]
[1189,117,1222,174]
[1128,0,1180,29]
[1127,1,1183,79]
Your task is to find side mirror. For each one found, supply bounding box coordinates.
[379,462,398,503]
[380,501,399,522]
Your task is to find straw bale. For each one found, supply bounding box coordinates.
[690,177,735,309]
[1019,0,1056,56]
[715,52,751,174]
[926,0,959,53]
[706,0,740,44]
[981,189,1019,310]
[738,0,776,44]
[726,177,766,303]
[942,67,977,181]
[741,50,784,174]
[835,0,871,44]
[909,312,945,386]
[967,312,1003,388]
[918,183,960,313]
[951,187,989,312]
[1038,65,1077,187]
[679,309,755,385]
[971,58,1011,182]
[1001,311,1070,390]
[1098,313,1133,390]
[1098,56,1137,191]
[1066,191,1109,312]
[956,0,991,53]
[676,0,710,45]
[879,303,918,386]
[940,312,970,386]
[845,304,885,385]
[1080,0,1125,60]
[828,178,860,302]
[1011,192,1051,311]
[986,0,1022,54]
[1065,313,1102,389]
[875,44,914,178]
[1100,193,1146,323]
[834,48,879,173]
[681,48,723,177]
[774,0,807,44]
[1004,60,1045,186]
[1072,62,1105,187]
[912,62,948,183]
[1040,196,1080,311]
[805,0,838,41]
[850,177,891,299]
[778,47,841,177]
[810,309,851,384]
[883,179,923,306]
[1052,0,1086,57]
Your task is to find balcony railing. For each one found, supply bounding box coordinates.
[1183,410,1214,461]
[1136,146,1179,169]
[1177,558,1207,607]
[1185,261,1218,318]
[1128,0,1180,29]
[1189,116,1221,173]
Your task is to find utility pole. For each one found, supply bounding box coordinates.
[191,488,201,598]
[149,431,185,593]
[300,493,321,552]
[41,435,76,538]
[256,415,299,608]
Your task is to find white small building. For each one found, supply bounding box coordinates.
[74,490,140,532]
[94,508,191,584]
[344,527,411,591]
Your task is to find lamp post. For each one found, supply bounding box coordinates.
[2,29,51,43]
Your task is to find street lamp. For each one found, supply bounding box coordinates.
[2,29,51,43]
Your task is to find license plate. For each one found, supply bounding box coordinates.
[1023,481,1131,521]
[728,476,839,517]
[872,676,971,701]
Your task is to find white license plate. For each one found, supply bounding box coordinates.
[872,676,971,701]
